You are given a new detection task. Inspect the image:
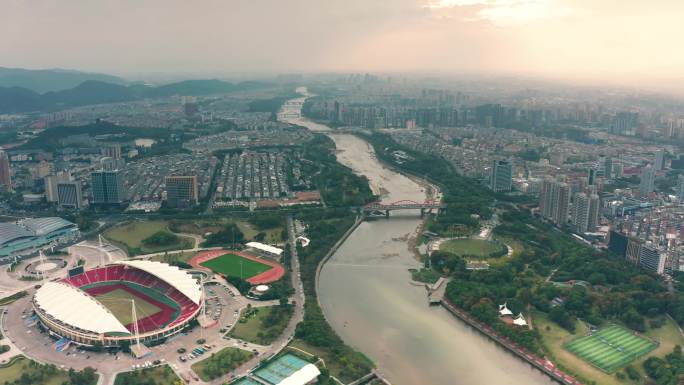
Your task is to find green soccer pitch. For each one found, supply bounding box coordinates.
[200,253,271,279]
[95,288,162,326]
[564,325,658,373]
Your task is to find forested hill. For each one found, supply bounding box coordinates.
[0,66,125,93]
[0,79,271,114]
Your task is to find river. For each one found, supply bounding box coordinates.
[280,89,554,385]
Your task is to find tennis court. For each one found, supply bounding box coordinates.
[254,354,311,385]
[564,325,658,373]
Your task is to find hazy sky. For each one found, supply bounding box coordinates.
[2,0,682,87]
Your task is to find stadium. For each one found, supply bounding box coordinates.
[32,260,203,349]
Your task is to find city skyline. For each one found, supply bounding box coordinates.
[2,0,684,92]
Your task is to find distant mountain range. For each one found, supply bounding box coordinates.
[0,67,127,93]
[0,79,270,114]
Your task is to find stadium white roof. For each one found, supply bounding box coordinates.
[116,260,202,305]
[34,281,129,335]
[278,364,321,385]
[246,241,283,256]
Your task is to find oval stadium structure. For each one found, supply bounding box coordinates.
[33,260,202,347]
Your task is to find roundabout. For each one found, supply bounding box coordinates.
[25,258,67,275]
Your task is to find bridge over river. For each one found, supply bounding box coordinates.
[362,199,447,217]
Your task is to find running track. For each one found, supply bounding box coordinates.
[189,249,285,284]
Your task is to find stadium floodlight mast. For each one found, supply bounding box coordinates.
[131,299,141,350]
[98,234,105,267]
[38,250,46,283]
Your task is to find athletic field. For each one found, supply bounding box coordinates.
[564,325,658,373]
[95,288,162,325]
[200,253,271,280]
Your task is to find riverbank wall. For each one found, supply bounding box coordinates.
[314,214,364,307]
[440,299,583,385]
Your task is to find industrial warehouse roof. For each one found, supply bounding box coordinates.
[21,217,75,236]
[0,223,33,246]
[34,281,129,335]
[0,217,76,247]
[246,242,283,256]
[116,260,202,305]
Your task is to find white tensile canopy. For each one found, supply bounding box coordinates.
[498,303,513,316]
[245,241,284,256]
[278,363,321,385]
[116,260,202,305]
[513,313,528,326]
[34,281,129,334]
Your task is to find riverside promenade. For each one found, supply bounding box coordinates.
[441,299,585,385]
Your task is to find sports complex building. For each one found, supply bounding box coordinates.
[0,217,79,260]
[32,260,203,348]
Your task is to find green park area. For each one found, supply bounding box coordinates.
[0,356,97,385]
[191,347,254,381]
[230,305,293,345]
[169,216,284,245]
[535,311,683,385]
[200,253,271,280]
[114,365,181,385]
[103,220,193,255]
[439,238,507,259]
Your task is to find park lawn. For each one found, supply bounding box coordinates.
[169,219,283,244]
[95,289,162,325]
[191,347,253,382]
[230,306,291,345]
[151,250,198,264]
[439,238,505,259]
[104,221,193,255]
[114,365,180,385]
[200,253,271,279]
[0,356,71,385]
[535,311,684,385]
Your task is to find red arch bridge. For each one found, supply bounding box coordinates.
[362,200,447,217]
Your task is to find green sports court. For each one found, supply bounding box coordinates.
[564,325,658,373]
[199,253,271,280]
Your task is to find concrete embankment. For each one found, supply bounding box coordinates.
[314,215,364,306]
[440,299,584,385]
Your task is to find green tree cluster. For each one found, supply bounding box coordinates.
[202,224,244,247]
[142,231,179,247]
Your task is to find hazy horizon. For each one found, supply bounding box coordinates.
[3,0,683,92]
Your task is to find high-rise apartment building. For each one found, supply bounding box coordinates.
[677,174,684,203]
[539,177,570,227]
[639,244,665,274]
[572,192,590,233]
[601,156,612,179]
[57,181,83,209]
[102,144,122,160]
[44,171,72,202]
[639,164,655,197]
[588,193,600,231]
[611,111,638,136]
[165,176,198,208]
[0,150,12,191]
[489,159,512,192]
[91,170,124,205]
[654,149,665,171]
